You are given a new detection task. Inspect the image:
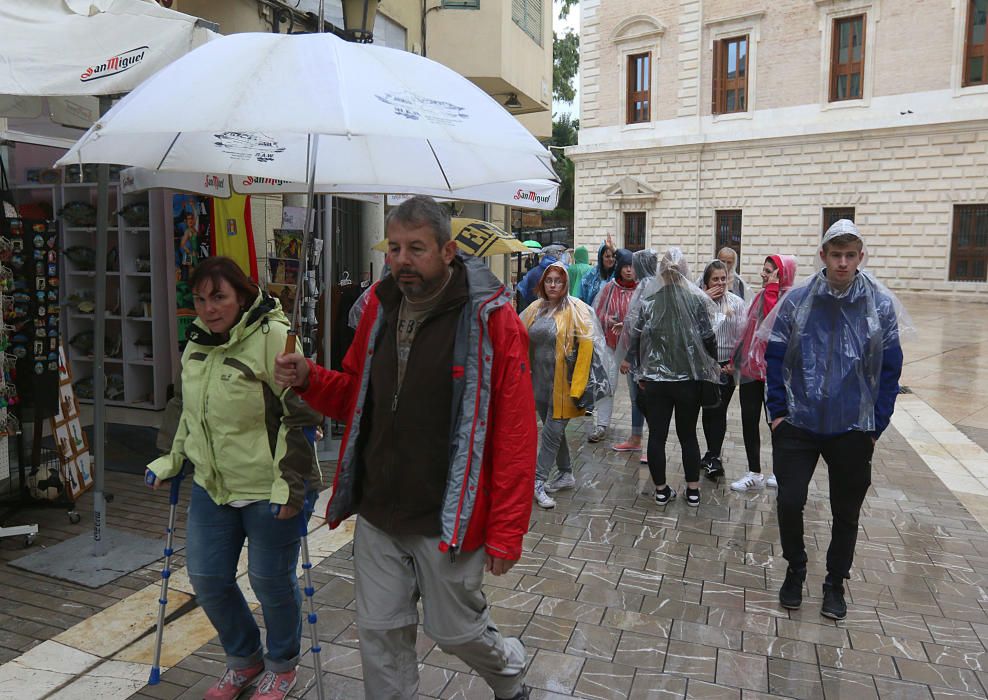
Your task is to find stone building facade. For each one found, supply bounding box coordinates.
[569,0,988,294]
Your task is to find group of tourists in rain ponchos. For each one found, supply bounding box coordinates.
[518,221,908,520]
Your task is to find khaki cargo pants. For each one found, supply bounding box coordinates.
[354,516,526,699]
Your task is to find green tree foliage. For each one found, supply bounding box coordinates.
[553,30,579,104]
[558,0,578,18]
[550,114,579,218]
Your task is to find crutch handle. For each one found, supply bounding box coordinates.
[168,470,185,506]
[285,332,297,354]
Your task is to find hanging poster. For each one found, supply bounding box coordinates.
[47,346,93,501]
[172,194,211,350]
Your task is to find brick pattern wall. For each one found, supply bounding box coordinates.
[572,126,988,295]
[677,0,702,117]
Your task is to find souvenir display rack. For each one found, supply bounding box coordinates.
[10,147,172,411]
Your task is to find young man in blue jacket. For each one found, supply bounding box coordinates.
[765,220,903,620]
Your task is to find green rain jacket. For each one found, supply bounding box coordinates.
[148,292,322,510]
[568,246,592,296]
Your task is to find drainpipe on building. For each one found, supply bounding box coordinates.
[694,0,705,269]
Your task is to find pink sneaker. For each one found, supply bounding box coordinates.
[204,663,264,700]
[250,669,297,700]
[613,440,642,452]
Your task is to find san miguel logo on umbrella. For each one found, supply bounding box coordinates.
[80,47,148,82]
[375,92,468,126]
[213,132,287,163]
[514,189,552,206]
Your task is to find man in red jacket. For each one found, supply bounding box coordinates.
[274,196,537,700]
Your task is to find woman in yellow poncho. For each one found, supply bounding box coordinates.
[520,263,595,510]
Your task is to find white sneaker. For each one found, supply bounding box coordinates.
[588,426,607,443]
[730,472,766,492]
[534,480,556,509]
[766,474,778,488]
[545,472,576,493]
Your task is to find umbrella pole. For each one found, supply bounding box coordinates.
[285,134,321,353]
[92,95,113,555]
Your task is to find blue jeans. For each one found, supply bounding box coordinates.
[186,483,314,672]
[627,374,644,436]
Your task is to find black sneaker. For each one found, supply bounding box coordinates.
[497,686,530,700]
[821,580,847,620]
[702,457,725,480]
[654,485,676,505]
[700,453,712,470]
[686,487,701,507]
[779,567,806,609]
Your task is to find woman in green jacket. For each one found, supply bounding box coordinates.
[146,257,321,700]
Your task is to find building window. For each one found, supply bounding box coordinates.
[712,36,749,114]
[950,205,988,281]
[823,207,855,235]
[442,0,479,6]
[626,52,651,124]
[965,0,988,86]
[830,15,866,101]
[715,210,743,270]
[624,212,646,252]
[511,0,543,46]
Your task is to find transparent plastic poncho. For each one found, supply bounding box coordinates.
[736,255,798,382]
[592,250,638,351]
[756,262,914,435]
[615,249,657,378]
[622,248,721,384]
[520,263,617,410]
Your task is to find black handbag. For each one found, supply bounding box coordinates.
[700,380,721,409]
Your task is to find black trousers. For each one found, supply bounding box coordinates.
[642,380,702,486]
[701,365,736,459]
[739,380,766,473]
[772,422,874,580]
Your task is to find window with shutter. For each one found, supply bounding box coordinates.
[624,212,646,252]
[626,52,651,124]
[712,36,748,114]
[715,210,743,270]
[512,0,543,46]
[950,205,988,282]
[830,15,866,101]
[823,208,855,236]
[965,0,987,86]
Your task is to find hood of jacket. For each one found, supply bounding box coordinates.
[614,248,634,279]
[767,254,798,290]
[632,249,658,280]
[536,261,570,300]
[574,246,590,264]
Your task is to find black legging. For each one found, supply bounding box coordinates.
[701,367,737,460]
[739,380,765,473]
[642,380,702,486]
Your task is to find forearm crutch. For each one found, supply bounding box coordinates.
[147,466,186,685]
[271,482,325,700]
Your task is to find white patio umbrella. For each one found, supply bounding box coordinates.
[0,0,217,144]
[0,0,215,563]
[120,166,561,210]
[56,32,557,187]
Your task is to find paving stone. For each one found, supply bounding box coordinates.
[715,649,768,692]
[766,658,824,700]
[574,658,636,699]
[664,640,718,682]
